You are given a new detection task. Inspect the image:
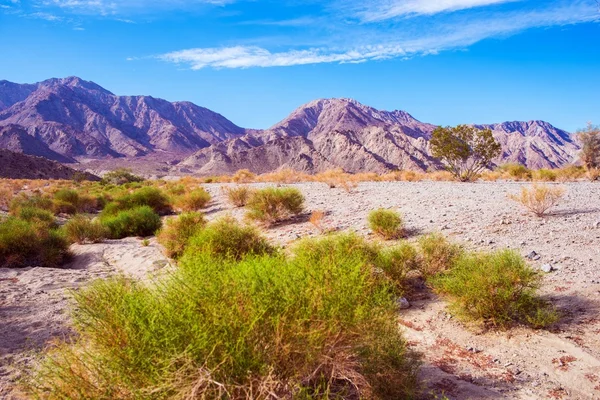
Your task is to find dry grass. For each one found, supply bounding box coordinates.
[222,185,253,207]
[309,210,326,233]
[509,184,566,217]
[314,169,358,192]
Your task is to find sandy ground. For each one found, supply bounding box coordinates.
[1,181,600,399]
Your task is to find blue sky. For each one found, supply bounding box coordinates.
[0,0,598,132]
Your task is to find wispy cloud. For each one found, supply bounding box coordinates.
[40,0,234,15]
[346,0,518,22]
[158,1,599,69]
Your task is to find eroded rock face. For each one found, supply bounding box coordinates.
[0,78,581,175]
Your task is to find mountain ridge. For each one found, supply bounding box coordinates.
[0,77,581,175]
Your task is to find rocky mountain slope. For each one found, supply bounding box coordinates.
[0,149,99,180]
[181,98,579,174]
[0,78,581,175]
[0,77,245,159]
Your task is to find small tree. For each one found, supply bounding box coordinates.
[577,123,600,180]
[429,125,502,182]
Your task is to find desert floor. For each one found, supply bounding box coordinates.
[1,181,600,399]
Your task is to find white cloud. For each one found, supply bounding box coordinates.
[42,0,233,14]
[350,0,518,21]
[158,2,600,69]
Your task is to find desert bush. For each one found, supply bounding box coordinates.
[378,242,420,294]
[498,164,532,181]
[222,185,253,207]
[101,187,172,217]
[309,209,326,233]
[185,216,274,261]
[173,188,211,211]
[314,168,358,191]
[0,217,70,268]
[16,207,57,228]
[52,199,78,215]
[555,165,586,182]
[9,194,53,215]
[368,209,405,240]
[231,168,256,183]
[532,169,557,182]
[157,212,206,259]
[101,168,144,185]
[0,187,13,211]
[432,250,558,328]
[26,231,419,399]
[509,184,566,217]
[417,233,463,278]
[63,215,109,244]
[246,187,304,226]
[100,206,162,239]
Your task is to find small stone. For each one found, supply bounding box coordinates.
[540,264,553,273]
[526,251,538,260]
[397,297,410,310]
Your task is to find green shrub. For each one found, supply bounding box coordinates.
[157,212,206,258]
[223,185,253,207]
[417,233,462,278]
[52,199,78,215]
[16,207,57,228]
[63,215,109,244]
[26,233,419,399]
[499,163,532,180]
[184,216,274,261]
[378,242,420,294]
[101,187,172,217]
[173,188,211,211]
[0,217,70,268]
[100,206,162,239]
[9,194,53,215]
[245,186,304,225]
[432,250,558,328]
[533,169,557,182]
[368,209,404,240]
[101,168,144,185]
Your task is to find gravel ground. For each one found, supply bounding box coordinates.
[1,181,599,399]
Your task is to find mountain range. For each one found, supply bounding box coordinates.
[0,77,580,175]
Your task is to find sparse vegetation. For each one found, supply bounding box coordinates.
[431,249,558,328]
[100,206,162,239]
[231,168,256,183]
[509,184,566,217]
[309,209,326,233]
[245,186,304,226]
[314,168,358,191]
[0,217,70,268]
[417,233,463,278]
[223,185,253,207]
[157,212,206,258]
[498,163,532,181]
[184,215,274,261]
[101,168,145,185]
[430,125,502,182]
[63,215,109,244]
[368,208,405,240]
[173,187,211,211]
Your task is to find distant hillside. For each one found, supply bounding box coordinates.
[0,149,99,180]
[0,77,581,175]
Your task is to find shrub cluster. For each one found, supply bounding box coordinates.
[26,232,420,399]
[509,184,566,217]
[0,217,70,268]
[172,188,211,211]
[223,185,253,207]
[157,212,206,258]
[432,250,558,328]
[63,215,109,244]
[100,206,162,239]
[245,186,304,225]
[368,208,404,239]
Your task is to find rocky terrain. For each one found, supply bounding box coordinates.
[0,149,98,180]
[1,181,599,399]
[0,78,581,176]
